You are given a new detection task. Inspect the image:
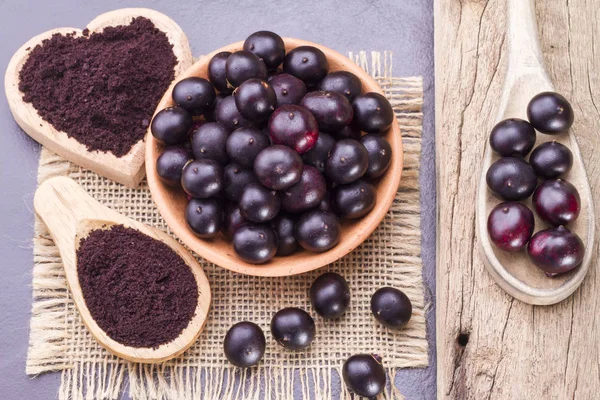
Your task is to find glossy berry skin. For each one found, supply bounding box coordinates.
[191,122,230,164]
[283,46,329,86]
[309,272,350,318]
[226,127,270,168]
[352,92,394,133]
[172,77,216,116]
[533,179,580,226]
[181,159,223,199]
[225,50,268,88]
[527,91,574,134]
[302,132,335,173]
[268,73,307,106]
[486,157,538,201]
[487,202,535,252]
[334,123,362,140]
[239,183,281,223]
[215,95,254,132]
[295,210,341,252]
[325,139,369,184]
[223,203,248,238]
[156,146,191,186]
[234,79,276,122]
[270,308,315,350]
[489,118,536,157]
[371,287,412,330]
[529,141,573,179]
[223,163,258,202]
[282,165,327,213]
[318,71,362,102]
[233,223,278,264]
[361,134,392,178]
[243,31,285,70]
[268,104,319,154]
[333,180,376,219]
[342,354,386,398]
[318,192,334,212]
[185,198,223,238]
[271,213,298,256]
[151,106,192,145]
[527,226,585,277]
[223,321,266,368]
[253,145,303,190]
[300,91,354,133]
[204,93,227,122]
[208,51,233,93]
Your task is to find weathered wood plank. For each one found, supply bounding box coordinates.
[435,0,600,398]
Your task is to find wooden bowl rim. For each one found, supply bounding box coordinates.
[145,38,404,277]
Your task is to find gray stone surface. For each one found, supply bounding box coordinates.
[0,1,435,398]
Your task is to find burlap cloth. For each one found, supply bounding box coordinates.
[26,51,428,400]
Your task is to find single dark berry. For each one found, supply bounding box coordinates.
[215,95,254,132]
[253,145,303,190]
[325,139,369,184]
[151,106,193,145]
[352,92,394,133]
[527,91,574,134]
[283,46,329,86]
[208,51,233,93]
[361,134,392,178]
[223,321,266,368]
[223,163,258,202]
[223,203,249,238]
[300,91,354,133]
[234,79,276,121]
[527,226,585,277]
[268,104,319,153]
[243,31,285,70]
[489,118,536,157]
[487,202,535,252]
[282,165,327,213]
[204,93,227,122]
[302,132,336,173]
[333,180,376,219]
[268,73,307,107]
[226,50,268,88]
[371,287,412,329]
[156,145,192,186]
[295,210,341,252]
[271,213,298,256]
[529,141,573,179]
[172,77,216,116]
[233,223,278,264]
[486,157,538,201]
[239,183,281,223]
[532,179,580,226]
[342,354,386,398]
[226,127,270,168]
[270,308,315,350]
[191,122,230,164]
[181,159,223,199]
[309,272,350,318]
[185,198,223,238]
[333,123,362,140]
[318,71,363,102]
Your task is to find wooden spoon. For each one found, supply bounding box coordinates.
[476,0,595,305]
[34,176,211,363]
[5,8,193,188]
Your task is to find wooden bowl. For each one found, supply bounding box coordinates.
[146,38,403,277]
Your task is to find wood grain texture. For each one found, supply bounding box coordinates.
[435,0,599,398]
[34,177,211,363]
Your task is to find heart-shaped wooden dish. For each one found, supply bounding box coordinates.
[146,39,404,277]
[5,8,193,188]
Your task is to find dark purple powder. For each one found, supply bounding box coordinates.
[18,17,177,157]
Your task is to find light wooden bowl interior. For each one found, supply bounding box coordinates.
[146,38,403,277]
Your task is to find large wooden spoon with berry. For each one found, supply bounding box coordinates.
[475,0,595,305]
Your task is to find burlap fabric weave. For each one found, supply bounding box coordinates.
[26,51,428,399]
